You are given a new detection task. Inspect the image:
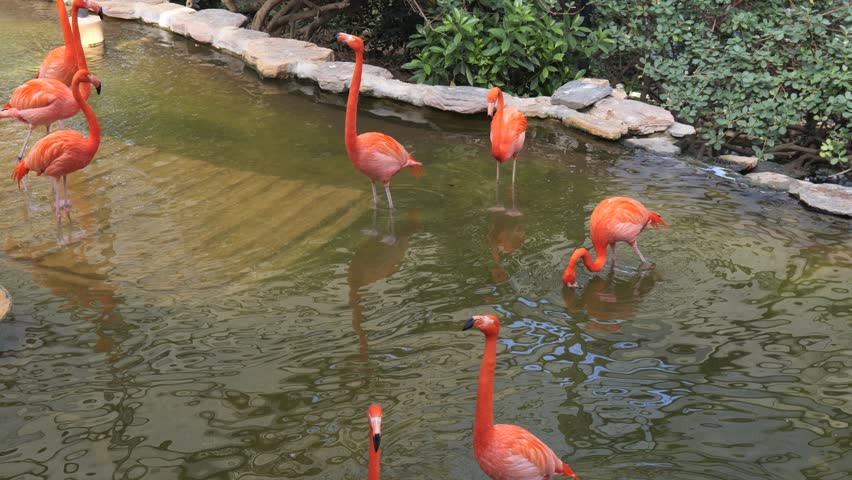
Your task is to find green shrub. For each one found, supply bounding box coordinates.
[589,0,851,163]
[402,0,613,96]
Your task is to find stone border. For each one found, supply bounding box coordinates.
[0,285,10,321]
[95,0,690,148]
[745,172,852,217]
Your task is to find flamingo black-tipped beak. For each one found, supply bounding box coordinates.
[98,8,104,20]
[372,433,381,452]
[462,317,476,331]
[95,83,102,95]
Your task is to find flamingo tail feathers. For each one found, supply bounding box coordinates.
[11,162,29,189]
[408,159,424,179]
[561,462,579,480]
[648,211,668,229]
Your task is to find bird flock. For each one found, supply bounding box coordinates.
[3,3,671,477]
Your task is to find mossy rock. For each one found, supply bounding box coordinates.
[0,286,10,321]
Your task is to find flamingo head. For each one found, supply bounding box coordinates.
[462,314,501,336]
[337,32,364,52]
[75,0,105,19]
[486,87,502,117]
[367,404,382,452]
[562,264,578,288]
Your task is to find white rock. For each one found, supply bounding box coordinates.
[158,6,195,29]
[790,183,852,217]
[422,86,489,114]
[623,136,681,155]
[163,8,196,34]
[551,79,613,110]
[668,122,696,138]
[135,2,186,25]
[562,110,629,140]
[243,38,334,78]
[290,61,393,93]
[590,98,675,135]
[100,1,138,19]
[745,172,802,191]
[367,78,431,107]
[211,27,268,56]
[718,154,758,172]
[186,9,247,44]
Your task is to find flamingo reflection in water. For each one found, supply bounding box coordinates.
[487,211,526,284]
[563,270,658,333]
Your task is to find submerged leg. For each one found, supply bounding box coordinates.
[17,125,34,163]
[506,180,522,216]
[53,177,62,230]
[370,181,379,209]
[629,240,651,266]
[610,243,617,268]
[488,162,505,212]
[511,155,518,187]
[384,182,394,210]
[63,176,72,221]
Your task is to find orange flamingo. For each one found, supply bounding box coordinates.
[12,69,102,228]
[463,315,579,480]
[487,87,527,213]
[562,197,667,287]
[38,0,103,85]
[337,33,423,209]
[367,404,383,480]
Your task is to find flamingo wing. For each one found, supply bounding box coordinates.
[591,197,651,244]
[489,424,565,479]
[39,46,76,85]
[497,107,527,158]
[355,132,412,181]
[23,130,86,176]
[9,80,68,110]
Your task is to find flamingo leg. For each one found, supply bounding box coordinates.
[384,182,394,210]
[57,119,64,130]
[610,243,617,268]
[16,125,34,163]
[370,181,379,209]
[489,162,505,212]
[53,177,62,230]
[511,155,517,187]
[629,240,651,266]
[63,176,72,221]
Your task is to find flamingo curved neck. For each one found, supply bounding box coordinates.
[345,48,364,161]
[491,91,505,158]
[71,76,100,151]
[70,4,89,71]
[368,442,380,480]
[56,0,75,62]
[474,334,497,444]
[568,244,608,278]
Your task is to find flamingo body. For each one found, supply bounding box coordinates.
[489,89,527,164]
[38,0,76,85]
[338,33,423,209]
[562,197,667,287]
[1,79,78,127]
[463,315,578,480]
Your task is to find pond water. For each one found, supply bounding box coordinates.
[1,2,850,479]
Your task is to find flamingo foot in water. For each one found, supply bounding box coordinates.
[487,205,506,212]
[505,208,523,217]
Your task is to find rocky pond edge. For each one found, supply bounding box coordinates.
[93,1,852,218]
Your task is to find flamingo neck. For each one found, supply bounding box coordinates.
[345,47,363,161]
[474,333,497,445]
[368,440,380,480]
[491,91,505,158]
[568,243,608,277]
[72,76,100,152]
[70,4,92,98]
[56,0,75,62]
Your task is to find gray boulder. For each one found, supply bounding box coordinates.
[422,86,489,114]
[291,61,393,93]
[136,2,186,24]
[551,79,613,110]
[668,122,696,138]
[718,154,758,173]
[790,183,852,217]
[590,98,675,135]
[623,136,681,155]
[243,38,334,78]
[745,172,803,191]
[100,1,139,19]
[186,9,247,44]
[212,27,269,56]
[163,8,196,34]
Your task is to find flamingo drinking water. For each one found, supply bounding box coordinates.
[463,315,579,480]
[562,196,668,287]
[337,33,423,210]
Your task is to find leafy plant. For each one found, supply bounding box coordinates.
[403,0,613,96]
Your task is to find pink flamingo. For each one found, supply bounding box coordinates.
[337,33,423,209]
[12,69,102,228]
[3,0,102,166]
[38,0,104,85]
[367,404,383,480]
[562,197,667,287]
[487,87,527,213]
[463,315,579,480]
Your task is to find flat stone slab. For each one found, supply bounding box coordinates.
[158,6,195,28]
[290,61,393,93]
[212,26,269,56]
[718,154,758,172]
[163,8,196,34]
[0,285,9,321]
[790,183,852,217]
[100,1,138,19]
[552,79,613,110]
[562,110,628,140]
[668,122,696,138]
[745,172,803,191]
[623,136,681,155]
[187,9,248,44]
[243,38,334,78]
[366,77,431,107]
[590,97,675,135]
[136,2,185,25]
[422,86,489,114]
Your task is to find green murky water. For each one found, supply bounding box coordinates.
[1,2,850,479]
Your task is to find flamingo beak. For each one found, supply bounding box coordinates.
[372,433,381,452]
[95,82,102,95]
[462,317,476,331]
[369,415,382,452]
[98,8,104,20]
[487,102,495,117]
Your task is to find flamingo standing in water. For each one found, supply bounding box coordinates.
[38,0,104,84]
[562,197,667,287]
[487,87,527,214]
[462,315,579,480]
[3,0,102,167]
[12,69,102,228]
[367,404,383,480]
[337,33,423,209]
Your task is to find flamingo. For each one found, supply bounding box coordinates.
[12,69,102,229]
[462,315,579,480]
[562,197,667,287]
[38,0,104,85]
[487,87,527,214]
[3,0,102,167]
[337,33,423,210]
[367,404,383,480]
